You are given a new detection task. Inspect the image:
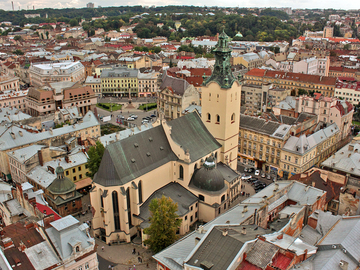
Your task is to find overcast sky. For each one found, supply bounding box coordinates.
[2,0,359,12]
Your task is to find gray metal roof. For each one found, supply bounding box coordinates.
[25,241,61,270]
[153,204,264,270]
[100,66,138,78]
[94,125,177,187]
[240,114,283,137]
[322,142,360,177]
[46,215,94,260]
[216,162,240,183]
[246,239,279,268]
[185,226,249,270]
[0,111,99,151]
[167,113,221,162]
[137,182,198,229]
[94,113,220,187]
[160,74,190,96]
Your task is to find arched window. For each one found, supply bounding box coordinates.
[100,189,104,208]
[207,113,211,122]
[221,195,225,202]
[138,180,143,204]
[126,188,132,228]
[112,191,120,231]
[231,113,235,123]
[216,115,220,123]
[215,152,218,160]
[75,246,80,252]
[179,165,184,180]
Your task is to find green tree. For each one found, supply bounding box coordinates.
[13,49,24,55]
[86,141,105,178]
[144,196,182,253]
[344,44,350,50]
[297,89,308,96]
[14,35,22,41]
[45,31,49,39]
[69,18,79,27]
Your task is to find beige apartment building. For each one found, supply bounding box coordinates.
[238,115,291,173]
[26,82,97,116]
[0,76,20,92]
[295,95,353,140]
[244,69,336,97]
[280,123,339,179]
[158,74,200,120]
[84,76,101,97]
[0,111,100,180]
[29,61,85,87]
[241,83,271,114]
[138,71,159,97]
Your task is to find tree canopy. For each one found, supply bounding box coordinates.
[86,141,105,178]
[144,195,182,253]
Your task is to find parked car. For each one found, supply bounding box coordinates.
[127,117,135,121]
[261,173,266,178]
[248,168,255,173]
[241,175,252,180]
[251,180,262,186]
[141,120,149,124]
[118,115,125,119]
[267,174,271,180]
[244,168,248,173]
[254,170,260,176]
[150,114,156,118]
[130,114,138,119]
[247,178,258,183]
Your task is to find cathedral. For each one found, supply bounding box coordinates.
[90,31,243,244]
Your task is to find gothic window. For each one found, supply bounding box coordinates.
[138,181,143,204]
[126,188,132,228]
[112,191,120,231]
[100,189,104,208]
[179,165,184,179]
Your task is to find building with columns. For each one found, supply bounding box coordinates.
[90,31,242,245]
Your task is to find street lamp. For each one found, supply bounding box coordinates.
[110,97,112,113]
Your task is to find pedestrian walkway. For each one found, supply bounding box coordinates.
[96,239,157,270]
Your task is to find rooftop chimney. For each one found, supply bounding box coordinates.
[241,227,247,235]
[222,229,228,237]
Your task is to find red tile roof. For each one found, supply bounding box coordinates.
[297,36,360,43]
[246,68,336,86]
[271,253,292,270]
[36,203,61,220]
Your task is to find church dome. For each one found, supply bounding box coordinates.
[48,166,76,195]
[191,157,225,192]
[235,31,243,38]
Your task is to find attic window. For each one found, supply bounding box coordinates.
[146,152,151,157]
[131,158,136,163]
[160,146,164,150]
[149,137,153,142]
[134,143,139,148]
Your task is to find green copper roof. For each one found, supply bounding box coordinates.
[203,30,237,89]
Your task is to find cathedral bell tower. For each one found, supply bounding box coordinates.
[201,30,241,170]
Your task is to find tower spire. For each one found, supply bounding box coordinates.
[203,30,236,89]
